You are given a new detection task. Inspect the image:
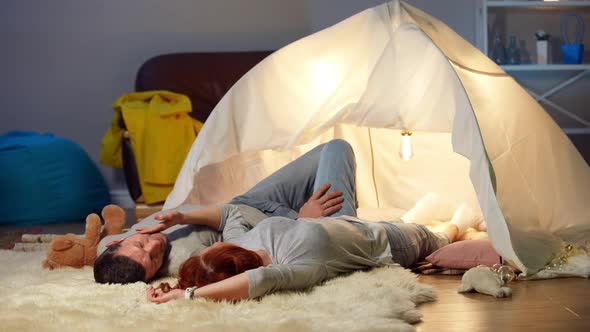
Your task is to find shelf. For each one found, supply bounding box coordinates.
[479,0,590,133]
[563,128,590,133]
[487,1,590,8]
[501,64,590,71]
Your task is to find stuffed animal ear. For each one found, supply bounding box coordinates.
[44,234,86,269]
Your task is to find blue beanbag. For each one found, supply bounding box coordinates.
[0,131,111,225]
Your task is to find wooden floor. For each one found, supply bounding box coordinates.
[416,275,590,331]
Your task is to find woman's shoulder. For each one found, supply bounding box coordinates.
[255,217,329,236]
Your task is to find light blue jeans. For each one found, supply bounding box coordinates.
[230,139,357,219]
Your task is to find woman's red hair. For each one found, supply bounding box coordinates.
[158,242,263,292]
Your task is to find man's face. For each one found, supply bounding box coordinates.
[116,233,168,281]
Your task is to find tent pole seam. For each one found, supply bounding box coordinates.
[367,127,380,207]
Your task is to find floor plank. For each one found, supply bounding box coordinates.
[416,275,590,331]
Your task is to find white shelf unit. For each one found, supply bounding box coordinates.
[501,64,590,71]
[477,0,590,134]
[502,64,590,134]
[487,1,590,8]
[480,0,590,57]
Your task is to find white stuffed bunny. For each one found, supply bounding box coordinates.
[402,192,486,236]
[457,266,512,298]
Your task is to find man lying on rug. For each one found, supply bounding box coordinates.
[142,196,477,300]
[144,214,467,302]
[134,148,480,303]
[94,139,357,284]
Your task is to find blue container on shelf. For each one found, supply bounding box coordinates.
[561,44,584,64]
[560,13,585,64]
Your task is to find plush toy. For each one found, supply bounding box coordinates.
[42,205,126,269]
[401,192,487,239]
[457,266,512,298]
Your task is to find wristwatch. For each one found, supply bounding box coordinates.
[184,286,198,300]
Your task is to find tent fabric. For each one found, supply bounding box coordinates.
[164,1,590,276]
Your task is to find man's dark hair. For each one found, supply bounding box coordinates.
[93,242,146,284]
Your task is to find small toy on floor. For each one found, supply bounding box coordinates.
[402,192,487,239]
[21,234,59,243]
[457,265,514,298]
[42,205,126,269]
[13,242,49,252]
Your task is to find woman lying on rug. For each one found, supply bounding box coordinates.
[95,139,355,284]
[141,146,479,303]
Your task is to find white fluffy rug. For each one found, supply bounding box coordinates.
[0,250,435,332]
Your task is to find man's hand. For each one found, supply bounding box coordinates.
[147,286,183,304]
[298,183,344,218]
[136,211,184,234]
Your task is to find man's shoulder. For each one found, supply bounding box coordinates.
[97,231,134,255]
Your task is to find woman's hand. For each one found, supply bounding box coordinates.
[146,286,184,304]
[298,183,344,218]
[136,211,185,234]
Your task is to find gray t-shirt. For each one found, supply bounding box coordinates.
[98,203,266,277]
[218,206,394,299]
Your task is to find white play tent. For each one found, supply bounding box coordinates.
[164,1,590,276]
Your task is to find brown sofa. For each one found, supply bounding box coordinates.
[122,51,273,204]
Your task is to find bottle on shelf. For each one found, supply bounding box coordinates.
[507,35,521,65]
[535,30,550,65]
[490,33,507,65]
[519,40,532,64]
